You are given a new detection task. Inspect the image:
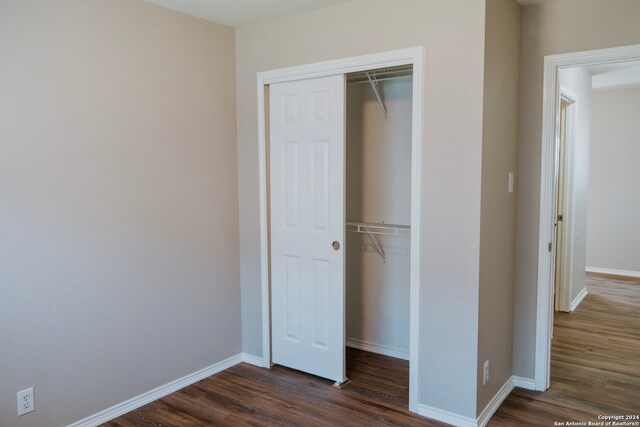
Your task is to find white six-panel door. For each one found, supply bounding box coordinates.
[269,75,346,383]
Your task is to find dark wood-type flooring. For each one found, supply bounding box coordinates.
[102,348,443,426]
[104,273,639,426]
[491,273,640,425]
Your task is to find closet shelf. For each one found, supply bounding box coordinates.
[346,65,413,84]
[346,222,411,237]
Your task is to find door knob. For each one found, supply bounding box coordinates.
[332,241,340,251]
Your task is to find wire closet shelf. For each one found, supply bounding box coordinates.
[346,222,411,237]
[346,222,411,261]
[346,65,413,84]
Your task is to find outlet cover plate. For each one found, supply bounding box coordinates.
[17,387,34,416]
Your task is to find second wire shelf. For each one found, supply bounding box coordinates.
[346,222,411,261]
[346,222,411,237]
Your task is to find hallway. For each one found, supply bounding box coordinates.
[491,273,640,425]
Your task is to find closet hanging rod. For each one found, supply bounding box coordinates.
[346,222,411,237]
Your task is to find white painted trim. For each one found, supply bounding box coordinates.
[418,376,517,427]
[476,376,515,427]
[418,376,524,427]
[408,46,424,415]
[257,47,424,85]
[241,353,266,367]
[257,46,424,413]
[570,287,588,312]
[555,87,579,313]
[257,70,271,371]
[536,43,640,392]
[67,354,242,427]
[417,404,477,427]
[586,266,640,278]
[536,51,561,392]
[346,338,409,361]
[512,376,536,390]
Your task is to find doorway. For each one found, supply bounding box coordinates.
[535,43,640,391]
[553,91,577,313]
[345,66,413,366]
[256,47,424,413]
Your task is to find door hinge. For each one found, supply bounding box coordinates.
[548,242,553,252]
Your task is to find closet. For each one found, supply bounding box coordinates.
[267,62,414,396]
[345,66,413,361]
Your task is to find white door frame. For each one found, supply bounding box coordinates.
[256,47,424,412]
[535,43,640,391]
[554,87,578,313]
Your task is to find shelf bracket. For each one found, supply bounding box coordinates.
[367,72,388,119]
[362,226,386,261]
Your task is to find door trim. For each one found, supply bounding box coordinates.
[256,47,424,413]
[554,87,578,313]
[536,43,640,391]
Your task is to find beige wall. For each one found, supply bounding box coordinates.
[587,87,640,273]
[345,78,412,356]
[236,0,487,417]
[0,2,241,426]
[477,0,521,414]
[514,0,640,379]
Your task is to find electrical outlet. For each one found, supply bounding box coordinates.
[483,360,490,386]
[17,387,35,416]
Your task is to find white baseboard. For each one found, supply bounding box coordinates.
[241,352,266,367]
[586,266,640,279]
[476,376,515,427]
[418,376,519,427]
[417,404,477,427]
[346,337,409,360]
[68,353,243,427]
[570,287,588,311]
[64,348,526,427]
[512,376,536,390]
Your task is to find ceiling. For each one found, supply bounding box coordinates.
[144,0,352,28]
[589,60,640,90]
[146,0,553,28]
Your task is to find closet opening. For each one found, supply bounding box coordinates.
[345,65,413,407]
[256,47,424,413]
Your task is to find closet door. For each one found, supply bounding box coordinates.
[269,75,346,384]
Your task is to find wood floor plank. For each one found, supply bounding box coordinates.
[490,273,640,425]
[103,273,639,426]
[102,348,442,427]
